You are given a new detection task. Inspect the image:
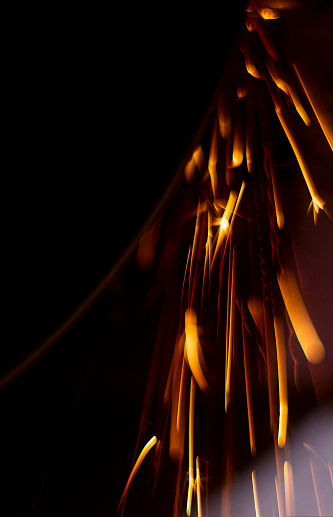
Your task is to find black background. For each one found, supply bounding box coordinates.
[2,3,246,516]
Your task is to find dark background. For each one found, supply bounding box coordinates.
[2,3,247,516]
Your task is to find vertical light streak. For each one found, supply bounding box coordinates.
[118,436,158,512]
[266,139,285,229]
[185,308,209,393]
[275,474,284,517]
[252,470,262,517]
[294,63,333,151]
[225,244,236,412]
[284,460,295,517]
[274,316,288,448]
[231,108,244,167]
[187,376,196,516]
[275,108,325,214]
[208,117,219,199]
[310,460,322,517]
[241,300,256,456]
[278,268,325,364]
[196,456,202,517]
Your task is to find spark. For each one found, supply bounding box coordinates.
[196,456,203,517]
[187,376,196,516]
[294,63,333,152]
[252,470,262,517]
[278,268,325,364]
[275,108,325,216]
[284,460,295,517]
[274,316,288,448]
[185,309,209,393]
[117,436,158,512]
[241,299,256,456]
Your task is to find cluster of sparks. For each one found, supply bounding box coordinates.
[119,3,332,517]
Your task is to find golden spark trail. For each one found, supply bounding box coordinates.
[187,376,196,516]
[274,316,288,448]
[278,268,325,364]
[284,460,295,517]
[275,108,325,214]
[294,63,333,151]
[118,436,158,512]
[196,456,202,517]
[252,470,262,517]
[208,117,219,198]
[225,244,236,411]
[185,309,209,393]
[242,300,256,456]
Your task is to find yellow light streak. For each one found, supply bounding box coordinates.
[242,300,256,456]
[274,316,288,448]
[208,117,219,199]
[185,309,209,393]
[231,111,244,167]
[118,436,158,511]
[252,470,262,517]
[284,461,295,517]
[170,335,186,462]
[225,245,236,411]
[294,63,333,151]
[196,456,202,517]
[275,109,325,214]
[187,376,195,516]
[278,268,325,364]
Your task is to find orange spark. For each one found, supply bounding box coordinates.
[118,436,158,512]
[275,109,325,215]
[225,245,236,411]
[258,7,280,19]
[185,309,209,393]
[208,117,219,198]
[294,63,333,152]
[242,300,256,456]
[278,269,325,364]
[187,376,195,516]
[274,316,288,448]
[196,456,203,517]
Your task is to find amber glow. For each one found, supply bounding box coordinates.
[278,269,325,364]
[196,456,202,517]
[185,309,209,393]
[274,316,288,448]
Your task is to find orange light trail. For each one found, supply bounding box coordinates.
[274,316,288,448]
[278,268,325,364]
[242,300,256,456]
[185,309,209,393]
[225,244,236,412]
[275,108,325,215]
[208,117,219,198]
[294,63,333,152]
[187,376,196,516]
[118,435,158,512]
[196,456,202,517]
